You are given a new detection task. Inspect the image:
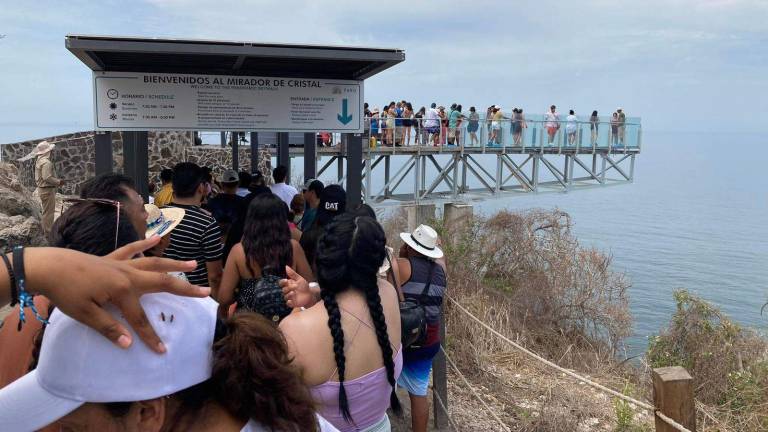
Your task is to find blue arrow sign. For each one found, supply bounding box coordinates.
[337,98,353,125]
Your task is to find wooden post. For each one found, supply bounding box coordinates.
[432,307,449,429]
[652,366,696,432]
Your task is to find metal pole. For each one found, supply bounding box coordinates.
[495,154,502,193]
[461,154,468,193]
[122,131,149,202]
[345,133,363,207]
[533,153,540,192]
[277,132,290,181]
[250,132,259,174]
[630,154,636,182]
[420,155,427,194]
[365,152,372,203]
[601,153,607,184]
[414,152,421,200]
[384,155,391,198]
[220,131,226,148]
[231,132,239,171]
[94,131,113,175]
[304,132,316,181]
[452,154,459,199]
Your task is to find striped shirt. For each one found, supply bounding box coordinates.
[162,203,223,286]
[402,256,446,361]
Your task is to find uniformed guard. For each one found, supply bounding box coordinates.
[33,141,61,234]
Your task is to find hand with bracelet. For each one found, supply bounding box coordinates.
[280,265,320,309]
[0,236,211,353]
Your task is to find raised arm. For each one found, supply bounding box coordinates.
[0,237,209,353]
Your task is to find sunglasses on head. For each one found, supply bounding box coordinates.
[63,198,122,251]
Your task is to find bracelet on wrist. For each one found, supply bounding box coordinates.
[13,246,49,331]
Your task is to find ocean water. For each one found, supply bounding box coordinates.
[475,131,768,356]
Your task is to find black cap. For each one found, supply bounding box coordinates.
[316,184,346,226]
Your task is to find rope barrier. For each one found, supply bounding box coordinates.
[440,346,511,432]
[446,295,694,432]
[431,384,460,432]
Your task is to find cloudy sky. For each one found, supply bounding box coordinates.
[0,0,765,143]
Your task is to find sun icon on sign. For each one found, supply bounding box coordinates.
[109,103,117,110]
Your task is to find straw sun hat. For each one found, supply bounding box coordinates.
[34,140,56,155]
[400,224,444,259]
[144,204,185,238]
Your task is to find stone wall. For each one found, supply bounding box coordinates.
[1,131,272,193]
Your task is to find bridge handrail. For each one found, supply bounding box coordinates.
[444,295,693,432]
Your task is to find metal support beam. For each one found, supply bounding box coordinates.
[304,133,316,181]
[231,133,239,171]
[413,152,421,200]
[601,153,607,184]
[122,131,149,202]
[629,154,636,182]
[94,131,113,175]
[373,156,415,200]
[337,136,345,183]
[384,156,391,198]
[317,156,337,178]
[345,133,363,207]
[220,131,226,148]
[461,155,468,193]
[250,132,259,174]
[277,132,290,181]
[533,153,540,192]
[452,154,459,199]
[495,155,502,193]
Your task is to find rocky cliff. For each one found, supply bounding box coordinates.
[0,163,46,252]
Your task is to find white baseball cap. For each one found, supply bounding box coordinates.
[400,224,444,259]
[0,293,218,431]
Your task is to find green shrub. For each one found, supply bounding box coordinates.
[647,290,768,430]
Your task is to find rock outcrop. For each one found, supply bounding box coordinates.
[0,163,46,252]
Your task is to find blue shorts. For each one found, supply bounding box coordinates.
[397,356,434,396]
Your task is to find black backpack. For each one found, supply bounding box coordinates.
[389,255,435,349]
[235,266,292,323]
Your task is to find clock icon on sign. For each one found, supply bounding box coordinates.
[107,89,119,100]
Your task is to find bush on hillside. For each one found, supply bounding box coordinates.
[647,290,768,430]
[383,208,632,367]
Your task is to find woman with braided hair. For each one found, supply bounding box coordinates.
[280,213,402,432]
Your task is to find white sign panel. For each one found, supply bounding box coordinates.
[93,71,363,132]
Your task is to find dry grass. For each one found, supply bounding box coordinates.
[646,290,768,431]
[382,208,652,431]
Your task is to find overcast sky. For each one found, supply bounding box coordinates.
[1,0,765,143]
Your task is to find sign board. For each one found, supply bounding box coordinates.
[93,71,363,132]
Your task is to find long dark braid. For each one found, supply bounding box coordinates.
[316,213,400,423]
[322,290,351,422]
[347,219,402,415]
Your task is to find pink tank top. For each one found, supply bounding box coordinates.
[310,347,402,432]
[309,306,403,432]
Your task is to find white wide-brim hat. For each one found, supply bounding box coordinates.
[400,224,443,259]
[35,140,56,155]
[0,293,218,431]
[145,204,185,238]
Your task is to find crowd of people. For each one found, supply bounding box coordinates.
[362,102,629,148]
[0,154,449,432]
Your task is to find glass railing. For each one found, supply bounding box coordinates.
[361,114,641,152]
